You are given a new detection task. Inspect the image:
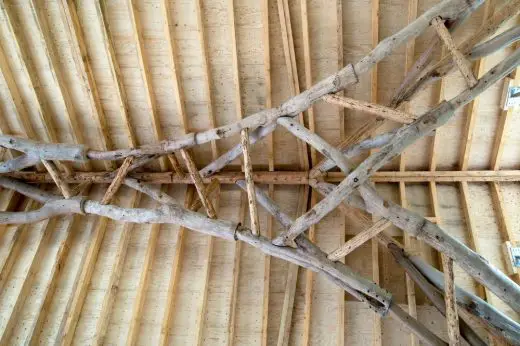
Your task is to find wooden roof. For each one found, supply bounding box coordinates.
[0,0,518,344]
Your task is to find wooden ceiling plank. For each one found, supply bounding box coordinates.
[301,0,316,165]
[1,4,72,174]
[95,0,136,148]
[126,0,168,171]
[490,182,520,283]
[302,191,316,346]
[459,2,495,171]
[1,4,56,144]
[125,189,170,346]
[400,181,418,346]
[57,0,116,171]
[56,215,110,346]
[262,185,273,346]
[261,1,272,343]
[458,181,490,300]
[23,214,77,345]
[277,0,309,171]
[0,199,36,293]
[125,223,161,346]
[0,40,34,139]
[91,191,141,345]
[301,2,317,343]
[277,185,308,346]
[228,0,242,121]
[158,187,195,346]
[28,0,90,171]
[400,0,418,172]
[432,17,478,88]
[370,1,383,343]
[194,0,218,158]
[226,191,245,346]
[194,184,220,346]
[335,2,346,343]
[490,45,519,171]
[0,215,58,344]
[161,0,188,134]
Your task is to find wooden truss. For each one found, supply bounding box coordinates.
[1,0,520,344]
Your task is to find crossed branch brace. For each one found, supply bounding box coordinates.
[1,0,520,344]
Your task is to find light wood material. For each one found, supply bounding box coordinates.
[241,128,260,236]
[401,181,419,346]
[92,191,141,345]
[323,94,417,124]
[29,0,88,159]
[189,178,220,212]
[95,0,136,147]
[441,254,460,346]
[277,186,308,346]
[227,192,246,346]
[0,216,57,344]
[431,17,478,88]
[159,187,195,346]
[23,214,77,345]
[180,149,217,218]
[57,0,115,171]
[328,218,391,261]
[490,55,519,170]
[459,1,495,171]
[277,0,309,171]
[126,0,168,171]
[195,0,219,158]
[101,156,135,205]
[125,223,160,346]
[42,160,72,199]
[11,169,520,185]
[57,216,110,346]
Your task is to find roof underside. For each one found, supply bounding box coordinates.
[0,0,518,344]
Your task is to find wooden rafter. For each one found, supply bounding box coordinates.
[28,0,90,171]
[95,0,137,147]
[57,0,115,171]
[92,192,141,345]
[227,191,246,346]
[158,187,195,345]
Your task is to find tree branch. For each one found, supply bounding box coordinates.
[273,47,520,246]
